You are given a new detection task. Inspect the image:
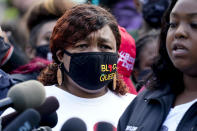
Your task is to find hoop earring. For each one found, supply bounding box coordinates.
[57,63,64,86]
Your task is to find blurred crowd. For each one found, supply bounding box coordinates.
[0,0,172,130]
[0,0,170,93]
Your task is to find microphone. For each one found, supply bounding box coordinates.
[2,96,59,128]
[39,112,58,128]
[35,96,59,117]
[4,108,41,131]
[94,121,116,131]
[0,80,46,112]
[1,111,18,128]
[35,96,59,128]
[60,117,87,131]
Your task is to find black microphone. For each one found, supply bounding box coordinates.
[60,117,87,131]
[35,96,59,128]
[94,121,116,131]
[2,96,59,128]
[3,108,41,131]
[2,110,58,129]
[0,80,46,112]
[1,111,18,128]
[35,96,59,117]
[39,111,58,128]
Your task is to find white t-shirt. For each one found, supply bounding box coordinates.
[45,85,135,131]
[161,99,197,131]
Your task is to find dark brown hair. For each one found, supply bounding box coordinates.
[147,0,184,94]
[38,4,128,95]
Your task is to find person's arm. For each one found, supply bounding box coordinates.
[0,69,18,100]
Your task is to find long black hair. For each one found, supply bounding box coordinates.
[147,0,184,95]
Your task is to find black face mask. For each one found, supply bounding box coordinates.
[142,0,169,28]
[36,45,51,60]
[61,50,118,91]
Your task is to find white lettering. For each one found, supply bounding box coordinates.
[125,126,138,131]
[19,122,31,131]
[118,51,135,71]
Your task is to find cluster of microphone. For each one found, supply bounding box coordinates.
[0,80,58,131]
[61,117,116,131]
[0,80,116,131]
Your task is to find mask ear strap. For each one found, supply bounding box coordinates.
[57,62,71,85]
[63,50,72,56]
[60,50,73,78]
[60,61,71,77]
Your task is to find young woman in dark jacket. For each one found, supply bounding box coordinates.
[118,0,197,130]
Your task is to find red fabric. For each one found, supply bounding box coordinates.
[11,57,51,74]
[117,26,137,95]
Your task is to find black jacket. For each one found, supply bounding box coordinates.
[0,69,18,115]
[118,84,197,131]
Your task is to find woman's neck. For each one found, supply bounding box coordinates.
[174,75,197,106]
[184,75,197,92]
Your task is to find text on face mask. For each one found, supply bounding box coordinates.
[100,64,117,82]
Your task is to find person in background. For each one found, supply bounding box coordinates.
[38,4,136,131]
[130,0,170,41]
[118,0,197,130]
[1,0,40,56]
[0,27,17,113]
[89,0,143,32]
[0,0,78,74]
[117,26,137,95]
[8,1,56,82]
[10,0,77,82]
[0,27,14,67]
[132,30,159,92]
[110,0,142,32]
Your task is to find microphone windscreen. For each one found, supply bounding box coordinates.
[94,121,116,131]
[1,111,19,128]
[4,108,41,131]
[2,96,59,128]
[1,111,58,129]
[35,96,59,128]
[7,80,46,112]
[35,96,59,116]
[61,117,87,131]
[39,112,58,128]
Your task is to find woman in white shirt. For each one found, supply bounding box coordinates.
[38,4,136,131]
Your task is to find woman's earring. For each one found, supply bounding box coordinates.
[57,63,64,86]
[113,72,117,90]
